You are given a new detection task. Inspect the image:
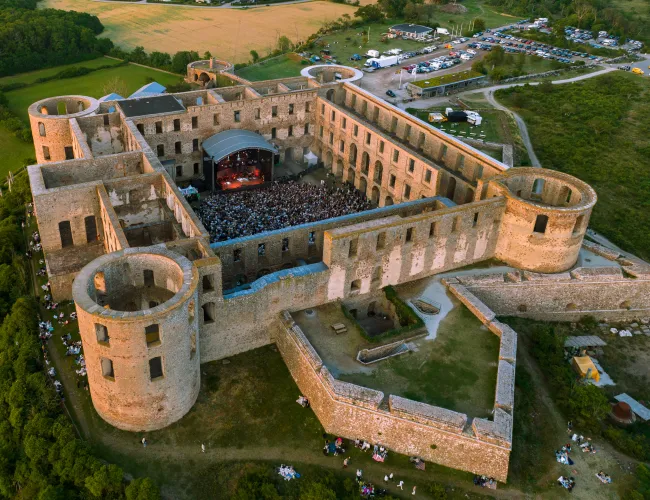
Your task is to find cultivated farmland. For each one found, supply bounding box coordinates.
[41,0,365,63]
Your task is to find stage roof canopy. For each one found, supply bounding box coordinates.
[203,130,278,163]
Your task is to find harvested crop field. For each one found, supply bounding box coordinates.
[41,0,364,63]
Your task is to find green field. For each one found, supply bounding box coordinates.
[0,129,34,179]
[5,63,185,123]
[339,304,500,418]
[235,54,305,82]
[0,57,123,87]
[407,107,504,144]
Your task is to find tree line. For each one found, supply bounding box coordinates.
[0,177,160,499]
[0,0,113,77]
[486,0,649,45]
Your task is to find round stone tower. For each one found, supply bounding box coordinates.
[489,168,597,273]
[72,247,201,432]
[28,95,99,164]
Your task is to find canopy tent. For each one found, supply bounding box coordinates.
[202,130,278,163]
[572,356,600,382]
[303,151,318,166]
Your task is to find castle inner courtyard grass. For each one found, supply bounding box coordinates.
[293,290,500,420]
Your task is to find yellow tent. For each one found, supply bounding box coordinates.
[572,356,600,382]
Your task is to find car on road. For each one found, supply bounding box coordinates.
[386,89,396,97]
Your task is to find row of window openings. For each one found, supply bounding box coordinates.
[96,323,161,348]
[58,216,98,248]
[42,145,74,161]
[175,163,201,178]
[233,233,317,262]
[348,215,483,257]
[321,102,485,181]
[101,356,165,382]
[139,104,310,134]
[156,140,200,157]
[533,214,584,235]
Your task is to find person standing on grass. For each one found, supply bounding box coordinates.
[398,480,404,490]
[412,485,417,495]
[141,437,147,448]
[202,443,206,453]
[343,457,350,468]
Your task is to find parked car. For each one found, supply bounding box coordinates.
[386,89,397,97]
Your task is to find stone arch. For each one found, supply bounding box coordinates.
[194,73,199,82]
[446,176,457,200]
[532,178,545,198]
[38,122,46,137]
[517,304,527,312]
[385,195,394,206]
[373,161,383,185]
[371,186,380,205]
[334,159,344,178]
[40,105,49,115]
[234,274,247,286]
[464,187,475,204]
[57,101,67,115]
[348,143,358,166]
[77,101,84,112]
[325,88,335,102]
[199,72,211,85]
[359,176,368,197]
[285,147,294,162]
[361,151,370,175]
[347,168,355,185]
[533,214,549,234]
[324,150,333,169]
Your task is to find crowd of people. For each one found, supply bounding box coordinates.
[197,181,373,242]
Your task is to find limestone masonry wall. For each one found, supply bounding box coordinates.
[273,311,512,481]
[456,269,650,321]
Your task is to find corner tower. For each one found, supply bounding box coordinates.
[28,95,99,163]
[488,168,597,273]
[72,247,200,431]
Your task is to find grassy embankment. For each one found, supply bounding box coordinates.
[496,72,650,261]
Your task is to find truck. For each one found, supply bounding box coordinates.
[365,55,399,69]
[366,49,380,58]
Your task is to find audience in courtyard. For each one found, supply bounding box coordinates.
[197,181,372,242]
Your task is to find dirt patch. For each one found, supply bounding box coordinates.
[438,3,468,14]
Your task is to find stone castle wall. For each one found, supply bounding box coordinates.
[273,311,512,481]
[453,268,650,321]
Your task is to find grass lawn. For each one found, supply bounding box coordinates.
[434,0,523,29]
[337,303,500,419]
[407,107,508,145]
[5,64,185,123]
[495,72,650,261]
[0,129,34,178]
[0,57,122,87]
[236,54,305,81]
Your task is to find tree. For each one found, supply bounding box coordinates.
[354,4,384,22]
[300,481,337,500]
[203,50,212,59]
[125,478,160,500]
[101,77,129,99]
[277,36,293,53]
[378,0,408,18]
[473,17,486,32]
[250,50,260,63]
[171,51,200,74]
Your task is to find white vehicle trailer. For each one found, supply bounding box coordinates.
[371,55,399,68]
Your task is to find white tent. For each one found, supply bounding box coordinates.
[304,151,318,166]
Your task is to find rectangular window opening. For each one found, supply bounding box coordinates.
[149,357,163,380]
[348,238,358,258]
[145,324,160,347]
